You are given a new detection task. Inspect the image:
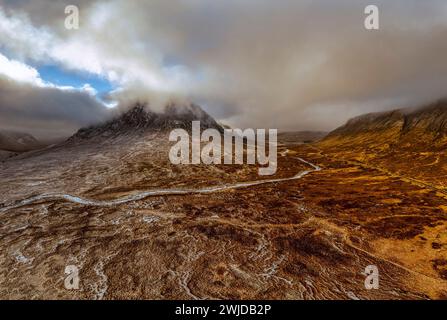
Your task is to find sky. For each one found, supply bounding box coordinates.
[1,0,447,139]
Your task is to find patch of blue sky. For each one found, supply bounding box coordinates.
[38,65,114,95]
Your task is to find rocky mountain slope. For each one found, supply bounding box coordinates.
[69,103,223,142]
[0,102,260,204]
[318,100,447,189]
[321,100,447,151]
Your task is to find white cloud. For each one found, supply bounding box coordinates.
[0,52,105,97]
[0,53,113,139]
[0,4,194,102]
[81,83,98,96]
[0,7,53,61]
[0,53,45,86]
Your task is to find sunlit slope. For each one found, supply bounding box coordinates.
[318,100,447,190]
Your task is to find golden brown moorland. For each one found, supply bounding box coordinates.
[0,103,446,300]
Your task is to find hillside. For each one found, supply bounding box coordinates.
[0,130,41,152]
[69,103,223,142]
[318,100,447,190]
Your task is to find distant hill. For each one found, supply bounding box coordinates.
[0,130,41,152]
[278,131,327,145]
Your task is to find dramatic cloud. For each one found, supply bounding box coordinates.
[0,75,110,139]
[0,53,45,86]
[0,53,111,139]
[1,0,447,135]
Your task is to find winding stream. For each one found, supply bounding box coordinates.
[0,157,320,213]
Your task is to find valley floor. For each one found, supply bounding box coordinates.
[0,143,446,299]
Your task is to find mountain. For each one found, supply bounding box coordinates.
[0,130,41,152]
[2,100,447,299]
[318,100,447,189]
[69,103,223,142]
[320,100,447,151]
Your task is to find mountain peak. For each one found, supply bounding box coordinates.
[69,102,223,141]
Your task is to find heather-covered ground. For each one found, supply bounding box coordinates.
[1,138,446,299]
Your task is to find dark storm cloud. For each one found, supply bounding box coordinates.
[0,76,111,139]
